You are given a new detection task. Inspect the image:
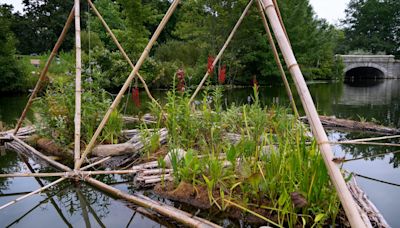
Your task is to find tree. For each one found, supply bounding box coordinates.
[342,0,400,57]
[12,0,90,54]
[0,4,28,93]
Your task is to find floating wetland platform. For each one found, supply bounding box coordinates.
[1,0,397,227]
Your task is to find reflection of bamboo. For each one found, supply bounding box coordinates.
[355,173,400,187]
[18,154,73,228]
[76,188,92,228]
[5,188,65,228]
[0,151,109,210]
[76,187,106,228]
[87,0,161,110]
[343,150,400,163]
[0,191,31,197]
[125,212,136,228]
[0,177,66,210]
[189,0,255,104]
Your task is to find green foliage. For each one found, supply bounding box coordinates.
[150,87,341,227]
[0,4,32,93]
[342,0,400,57]
[34,77,123,147]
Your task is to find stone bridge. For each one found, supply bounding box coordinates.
[337,55,400,79]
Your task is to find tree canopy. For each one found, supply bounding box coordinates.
[342,0,400,57]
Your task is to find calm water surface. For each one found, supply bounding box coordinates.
[0,79,399,227]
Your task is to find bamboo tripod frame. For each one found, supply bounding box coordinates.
[4,0,371,227]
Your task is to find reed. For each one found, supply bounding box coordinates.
[149,87,341,227]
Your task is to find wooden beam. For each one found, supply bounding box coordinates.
[74,0,82,169]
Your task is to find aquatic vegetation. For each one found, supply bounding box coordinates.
[150,86,341,227]
[33,77,123,147]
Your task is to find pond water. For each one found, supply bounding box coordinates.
[0,79,399,227]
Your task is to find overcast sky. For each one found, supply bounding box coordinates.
[0,0,349,25]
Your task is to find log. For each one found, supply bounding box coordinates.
[74,0,82,169]
[36,138,74,159]
[9,135,72,172]
[92,128,167,157]
[301,116,400,135]
[347,177,390,227]
[85,177,221,228]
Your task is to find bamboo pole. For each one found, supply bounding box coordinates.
[76,0,181,169]
[0,172,67,178]
[76,189,92,228]
[10,135,72,172]
[17,153,73,228]
[13,7,75,135]
[329,141,400,147]
[189,0,254,104]
[272,0,291,47]
[0,169,154,178]
[0,177,66,210]
[74,0,82,170]
[255,0,299,117]
[87,0,162,110]
[345,134,400,143]
[85,177,220,228]
[259,0,365,227]
[135,193,222,227]
[81,156,111,170]
[0,155,111,178]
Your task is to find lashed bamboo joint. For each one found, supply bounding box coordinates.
[2,0,391,227]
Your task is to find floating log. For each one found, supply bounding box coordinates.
[347,177,390,227]
[36,138,74,159]
[85,177,221,228]
[92,128,167,157]
[8,135,72,171]
[301,116,400,135]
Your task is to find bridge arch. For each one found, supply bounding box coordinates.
[344,63,387,80]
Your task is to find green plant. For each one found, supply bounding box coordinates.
[34,77,123,148]
[149,87,341,227]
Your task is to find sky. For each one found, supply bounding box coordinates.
[0,0,350,25]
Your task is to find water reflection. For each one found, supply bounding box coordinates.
[0,153,165,227]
